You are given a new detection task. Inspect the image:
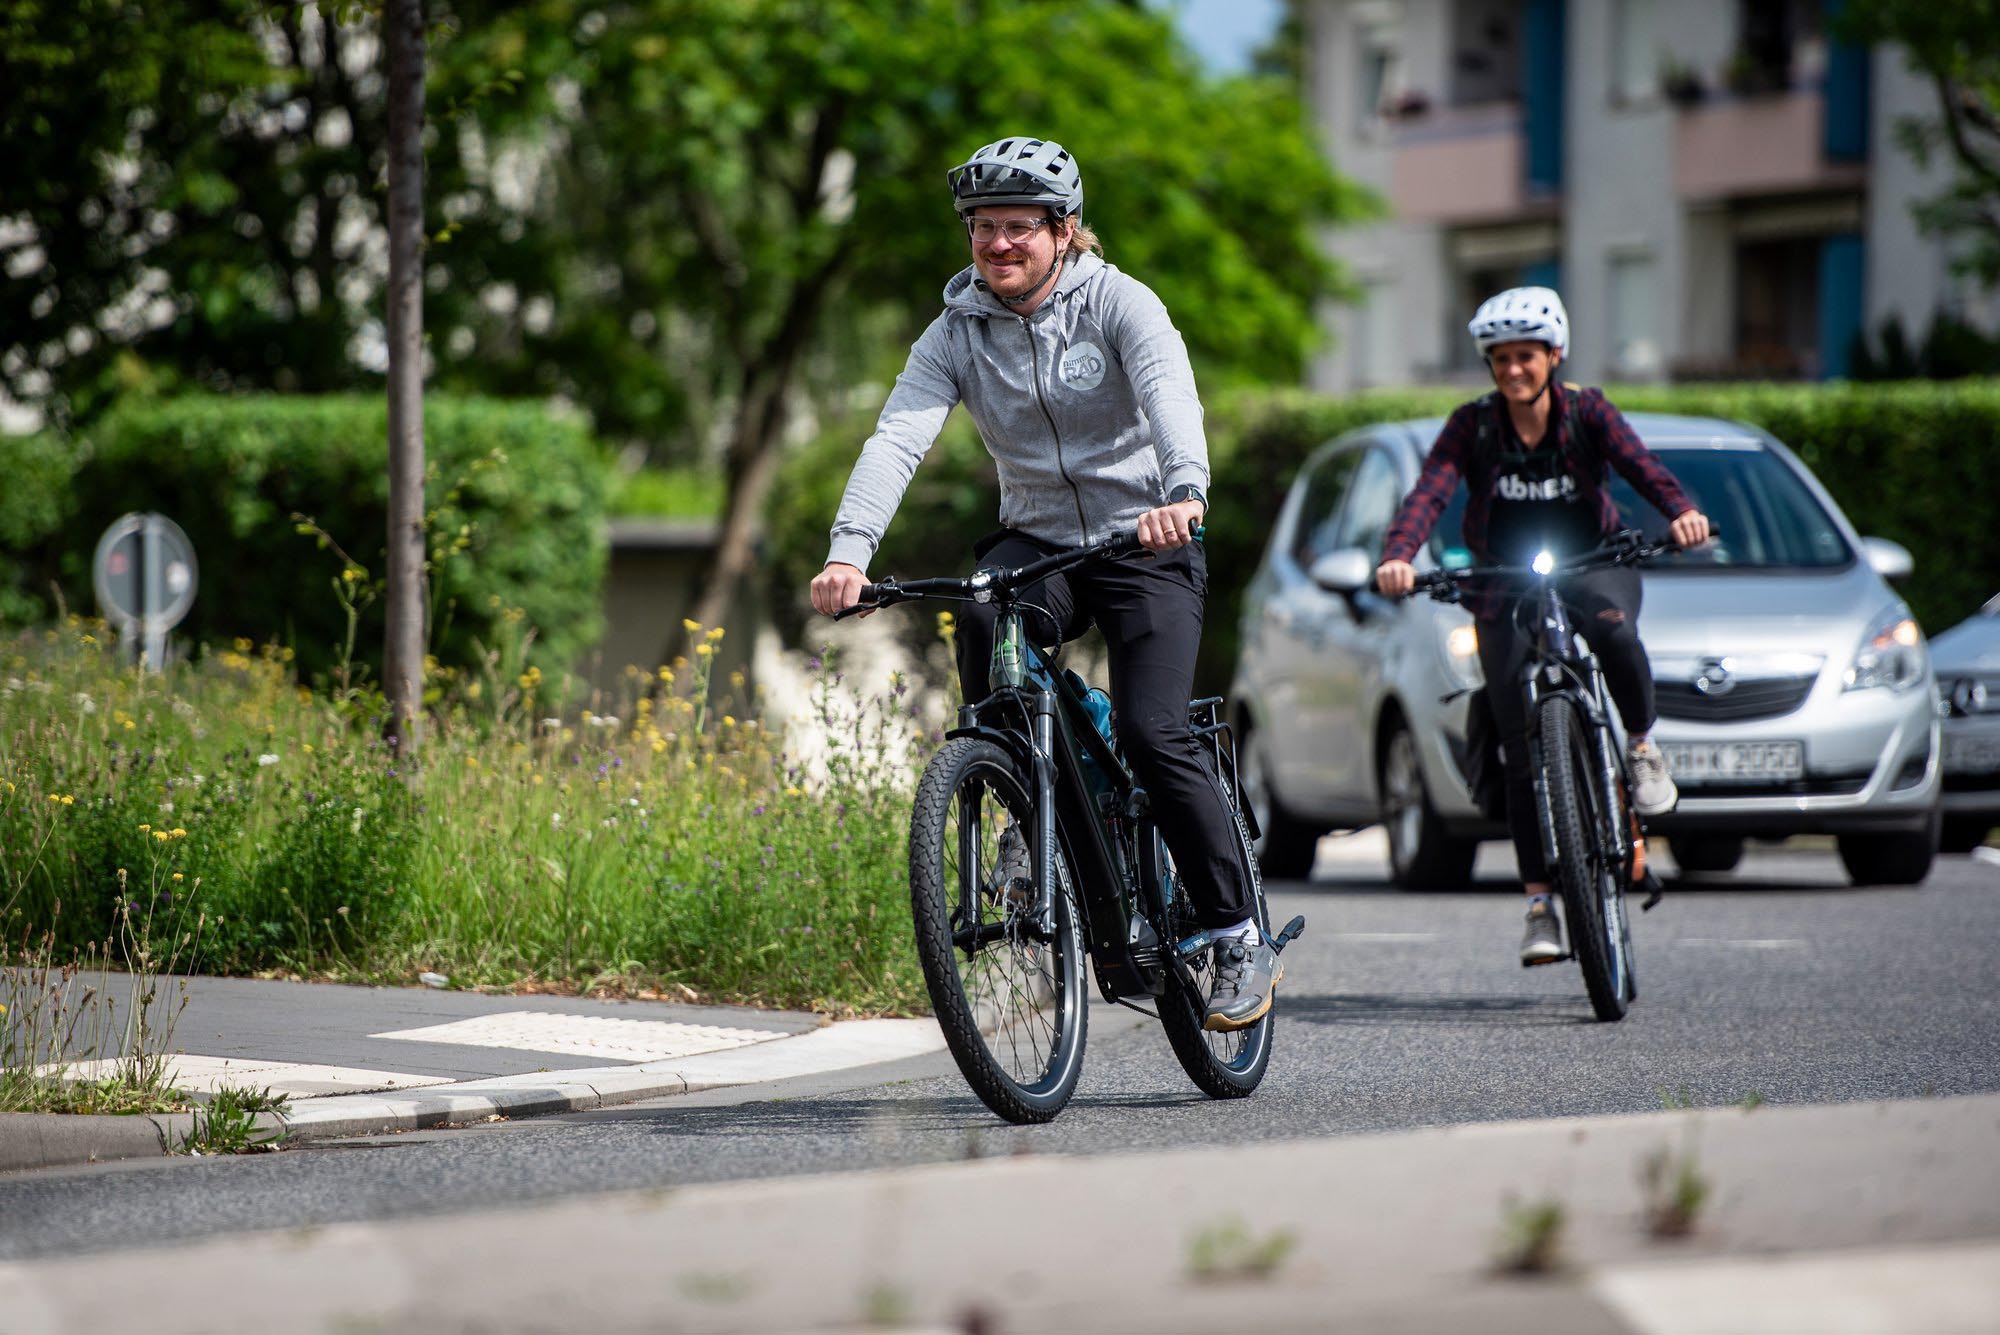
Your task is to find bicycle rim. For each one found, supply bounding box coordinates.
[1150,810,1274,1096]
[1538,695,1630,1021]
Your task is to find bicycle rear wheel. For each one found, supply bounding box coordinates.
[909,737,1088,1123]
[1147,805,1275,1098]
[1537,695,1632,1022]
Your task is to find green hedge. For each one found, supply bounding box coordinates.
[769,380,2000,693]
[0,395,610,682]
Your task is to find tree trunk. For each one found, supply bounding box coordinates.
[382,0,427,756]
[686,379,788,640]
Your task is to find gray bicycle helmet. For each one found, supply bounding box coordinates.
[947,137,1084,219]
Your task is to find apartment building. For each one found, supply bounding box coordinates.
[1307,0,2000,391]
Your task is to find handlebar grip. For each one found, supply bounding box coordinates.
[857,584,880,603]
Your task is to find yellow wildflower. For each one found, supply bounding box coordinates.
[681,618,701,634]
[466,757,479,770]
[651,738,666,754]
[722,715,736,728]
[303,743,314,754]
[696,644,715,659]
[153,830,170,842]
[171,827,186,838]
[138,823,151,833]
[341,567,361,583]
[656,667,675,685]
[234,637,253,652]
[706,627,725,643]
[62,795,74,806]
[172,872,184,883]
[530,773,544,786]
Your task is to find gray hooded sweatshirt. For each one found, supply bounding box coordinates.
[826,252,1209,573]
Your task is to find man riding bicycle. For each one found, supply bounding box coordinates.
[1374,287,1712,967]
[808,136,1276,1031]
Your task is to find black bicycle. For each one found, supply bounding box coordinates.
[1406,530,1675,1022]
[839,533,1304,1122]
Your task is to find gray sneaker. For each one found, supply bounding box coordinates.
[991,824,1032,911]
[1204,933,1283,1032]
[1521,901,1565,967]
[1629,739,1678,816]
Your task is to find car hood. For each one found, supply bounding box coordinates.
[1634,566,1898,667]
[1930,609,2000,673]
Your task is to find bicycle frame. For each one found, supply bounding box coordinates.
[1517,574,1634,881]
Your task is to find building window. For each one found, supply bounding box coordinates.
[1727,0,1825,97]
[1736,237,1821,378]
[1611,0,1658,104]
[1449,0,1523,107]
[1608,252,1661,377]
[1357,17,1403,127]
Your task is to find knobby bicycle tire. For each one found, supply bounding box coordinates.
[1150,804,1275,1098]
[908,737,1088,1122]
[1537,695,1631,1022]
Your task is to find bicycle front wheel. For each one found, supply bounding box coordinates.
[909,737,1088,1123]
[1537,695,1632,1022]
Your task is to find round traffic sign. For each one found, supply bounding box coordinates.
[93,512,198,634]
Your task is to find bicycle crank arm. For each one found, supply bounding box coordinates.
[1173,915,1307,964]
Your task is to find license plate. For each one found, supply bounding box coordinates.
[1660,740,1804,783]
[1944,732,2000,775]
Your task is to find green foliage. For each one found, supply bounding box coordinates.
[0,395,609,685]
[1,624,926,1014]
[771,380,2000,692]
[1840,0,2000,285]
[177,1084,288,1155]
[609,468,725,520]
[1495,1195,1567,1274]
[0,434,81,624]
[1185,1217,1298,1282]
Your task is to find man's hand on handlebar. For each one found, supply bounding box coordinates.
[1136,500,1205,552]
[1375,559,1416,598]
[811,561,869,618]
[1669,509,1712,549]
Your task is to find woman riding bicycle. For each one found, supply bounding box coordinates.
[808,136,1276,1031]
[1374,287,1711,967]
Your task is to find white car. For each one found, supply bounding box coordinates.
[1230,413,1940,888]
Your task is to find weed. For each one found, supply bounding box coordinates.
[178,1084,290,1155]
[1639,1137,1710,1238]
[1495,1194,1567,1274]
[860,1281,911,1326]
[676,1271,753,1304]
[1736,1090,1766,1111]
[1656,1084,1697,1111]
[1186,1216,1297,1283]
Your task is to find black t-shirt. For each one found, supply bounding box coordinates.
[1484,415,1602,566]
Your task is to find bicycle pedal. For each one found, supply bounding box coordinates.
[1269,915,1306,953]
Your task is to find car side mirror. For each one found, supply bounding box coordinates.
[1309,548,1375,595]
[1861,537,1914,581]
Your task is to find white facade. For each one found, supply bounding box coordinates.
[1306,0,2000,393]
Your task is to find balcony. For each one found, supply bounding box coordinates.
[1390,103,1541,225]
[1674,89,1866,201]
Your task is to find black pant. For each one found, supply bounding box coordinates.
[1475,566,1654,884]
[954,531,1253,930]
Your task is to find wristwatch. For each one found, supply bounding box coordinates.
[1167,484,1207,514]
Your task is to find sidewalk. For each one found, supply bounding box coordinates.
[2,1093,1993,1332]
[2,975,945,1170]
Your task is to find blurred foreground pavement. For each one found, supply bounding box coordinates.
[2,1091,1995,1334]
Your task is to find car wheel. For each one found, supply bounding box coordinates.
[1241,725,1324,882]
[1668,835,1744,876]
[1380,719,1477,890]
[1837,814,1940,886]
[1939,816,1993,855]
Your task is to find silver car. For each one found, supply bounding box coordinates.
[1931,592,2000,852]
[1230,413,1941,888]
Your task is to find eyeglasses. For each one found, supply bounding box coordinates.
[965,216,1052,245]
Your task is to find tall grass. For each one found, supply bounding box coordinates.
[0,617,928,1015]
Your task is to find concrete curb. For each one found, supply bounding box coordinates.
[0,1113,168,1173]
[276,1017,949,1143]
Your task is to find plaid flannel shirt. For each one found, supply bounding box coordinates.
[1381,384,1692,620]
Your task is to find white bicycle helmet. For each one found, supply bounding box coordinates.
[947,137,1083,219]
[1468,286,1569,357]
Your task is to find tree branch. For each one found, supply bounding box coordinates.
[1934,74,2000,191]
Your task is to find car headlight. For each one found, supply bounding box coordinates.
[1844,608,1927,693]
[1437,619,1483,691]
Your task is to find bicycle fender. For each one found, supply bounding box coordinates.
[943,723,1034,773]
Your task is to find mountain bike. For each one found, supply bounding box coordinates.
[838,533,1305,1122]
[1406,530,1675,1022]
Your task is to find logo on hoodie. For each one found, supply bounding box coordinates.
[1060,341,1107,392]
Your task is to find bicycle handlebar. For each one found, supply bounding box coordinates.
[1390,529,1715,602]
[833,531,1155,620]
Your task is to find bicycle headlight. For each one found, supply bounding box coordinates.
[1437,620,1483,691]
[1531,549,1556,576]
[1844,608,1927,693]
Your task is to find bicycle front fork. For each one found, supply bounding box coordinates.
[1030,688,1060,938]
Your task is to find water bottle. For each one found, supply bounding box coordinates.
[1067,670,1117,793]
[992,617,1024,690]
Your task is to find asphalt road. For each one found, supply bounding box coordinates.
[4,844,1997,1261]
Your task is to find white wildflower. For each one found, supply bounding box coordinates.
[258,753,280,767]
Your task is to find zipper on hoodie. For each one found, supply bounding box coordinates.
[1024,315,1091,544]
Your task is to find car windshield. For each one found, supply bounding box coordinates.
[1426,443,1854,570]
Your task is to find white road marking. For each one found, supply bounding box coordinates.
[1972,846,2000,869]
[1593,1239,2000,1335]
[1672,938,1806,949]
[370,1011,789,1063]
[48,1055,453,1098]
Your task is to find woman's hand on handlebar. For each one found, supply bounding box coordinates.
[1136,500,1205,552]
[1375,559,1416,598]
[811,561,869,618]
[1670,509,1712,549]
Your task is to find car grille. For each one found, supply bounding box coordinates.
[1656,674,1816,723]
